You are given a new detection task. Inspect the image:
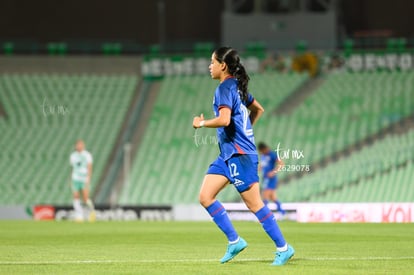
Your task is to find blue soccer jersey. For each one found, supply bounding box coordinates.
[261,150,279,179]
[213,77,256,160]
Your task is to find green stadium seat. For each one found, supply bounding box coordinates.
[47,43,67,55]
[386,38,397,52]
[279,128,414,203]
[296,40,308,53]
[343,39,354,57]
[102,43,123,55]
[245,41,267,59]
[3,42,14,55]
[193,42,215,57]
[396,38,407,53]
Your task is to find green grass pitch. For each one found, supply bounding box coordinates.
[0,221,413,274]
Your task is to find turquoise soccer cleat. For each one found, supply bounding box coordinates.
[220,237,248,264]
[272,244,295,266]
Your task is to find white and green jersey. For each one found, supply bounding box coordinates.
[70,150,93,182]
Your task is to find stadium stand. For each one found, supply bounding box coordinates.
[0,74,138,205]
[278,129,414,202]
[256,71,414,168]
[120,70,413,204]
[1,61,412,206]
[273,70,414,202]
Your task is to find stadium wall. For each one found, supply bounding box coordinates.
[2,204,412,223]
[0,206,31,220]
[0,0,223,46]
[141,52,414,79]
[0,56,142,74]
[221,11,336,50]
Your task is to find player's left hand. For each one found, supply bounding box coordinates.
[193,114,204,128]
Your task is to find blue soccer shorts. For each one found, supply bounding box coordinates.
[263,176,278,190]
[207,154,259,193]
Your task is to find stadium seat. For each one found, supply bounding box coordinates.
[193,42,215,57]
[3,42,14,55]
[47,43,68,55]
[343,39,354,56]
[278,128,414,202]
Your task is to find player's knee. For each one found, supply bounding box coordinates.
[245,200,264,213]
[198,192,214,208]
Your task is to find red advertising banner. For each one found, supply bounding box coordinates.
[33,205,55,220]
[297,203,414,223]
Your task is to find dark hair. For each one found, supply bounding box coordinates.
[258,142,268,151]
[214,47,250,101]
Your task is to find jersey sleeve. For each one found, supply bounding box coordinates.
[244,93,255,107]
[216,85,233,111]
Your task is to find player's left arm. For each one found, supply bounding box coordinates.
[247,99,264,126]
[193,107,231,128]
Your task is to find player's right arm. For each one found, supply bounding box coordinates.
[193,108,231,128]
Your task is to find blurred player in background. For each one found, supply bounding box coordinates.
[70,140,95,222]
[258,142,286,215]
[193,47,294,266]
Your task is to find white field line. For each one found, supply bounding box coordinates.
[1,256,414,265]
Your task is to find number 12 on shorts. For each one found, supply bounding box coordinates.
[230,163,239,177]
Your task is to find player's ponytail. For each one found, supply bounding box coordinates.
[214,47,250,102]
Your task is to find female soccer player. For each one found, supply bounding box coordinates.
[192,47,294,266]
[69,140,96,222]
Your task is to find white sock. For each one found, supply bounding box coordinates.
[229,237,240,244]
[277,243,288,252]
[73,199,83,218]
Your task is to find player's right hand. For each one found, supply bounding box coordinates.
[192,113,204,128]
